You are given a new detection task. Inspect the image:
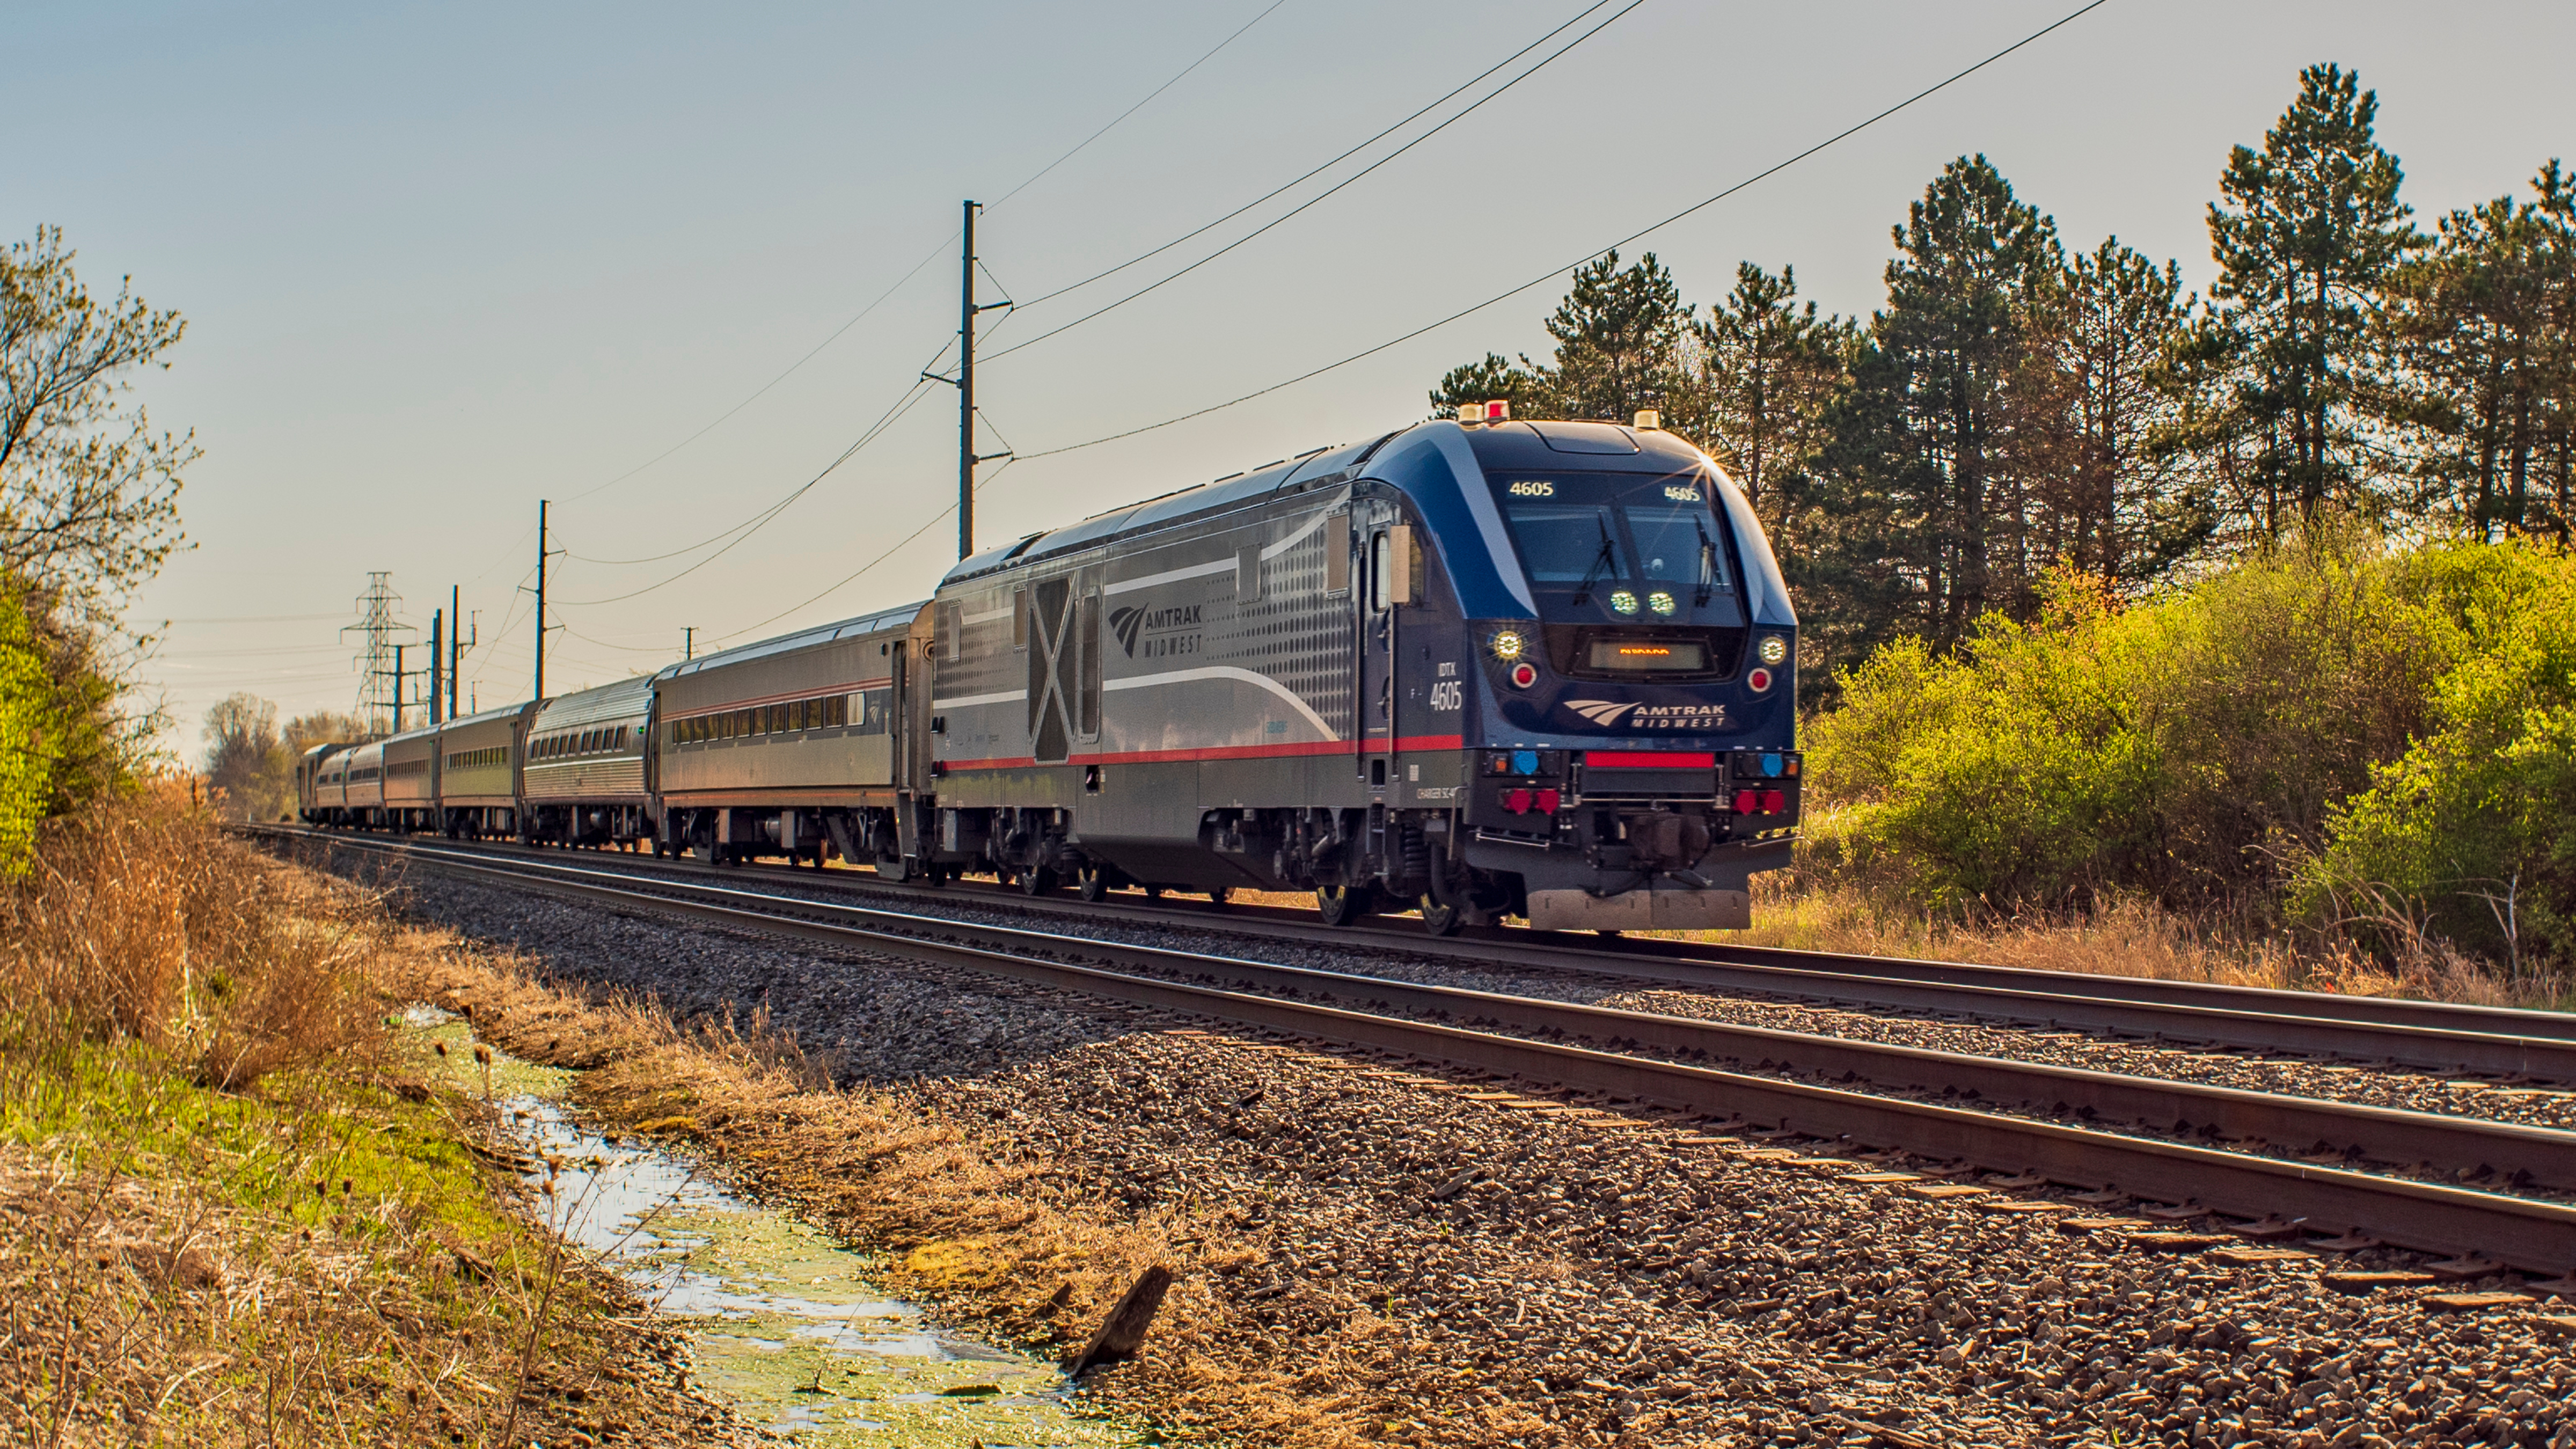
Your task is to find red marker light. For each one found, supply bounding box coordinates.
[1760,789,1785,814]
[1732,789,1757,815]
[1747,667,1773,692]
[1509,661,1538,689]
[1534,787,1560,814]
[1505,788,1533,814]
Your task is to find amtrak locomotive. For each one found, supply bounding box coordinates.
[299,410,1803,935]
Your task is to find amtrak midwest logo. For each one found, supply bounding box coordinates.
[1109,604,1205,659]
[1565,699,1730,730]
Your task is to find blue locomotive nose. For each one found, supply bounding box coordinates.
[1762,753,1782,778]
[1511,749,1540,776]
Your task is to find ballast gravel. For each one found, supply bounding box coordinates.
[335,839,2576,1136]
[372,862,2576,1449]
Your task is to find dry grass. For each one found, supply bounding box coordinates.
[1652,874,2575,1009]
[0,788,745,1446]
[0,778,381,1088]
[1207,873,2570,1012]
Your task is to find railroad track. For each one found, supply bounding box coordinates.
[255,824,2576,1083]
[271,827,2576,1279]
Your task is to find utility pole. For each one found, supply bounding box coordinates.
[448,584,473,721]
[370,643,427,733]
[684,626,694,661]
[958,200,977,561]
[925,201,1011,560]
[535,500,548,701]
[429,610,443,726]
[531,500,559,702]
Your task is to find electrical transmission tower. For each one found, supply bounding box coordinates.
[343,572,416,737]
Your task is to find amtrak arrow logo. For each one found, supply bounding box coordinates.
[1565,699,1642,727]
[1109,606,1145,657]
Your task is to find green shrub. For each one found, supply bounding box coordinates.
[0,574,121,876]
[2293,543,2576,970]
[1806,531,2574,965]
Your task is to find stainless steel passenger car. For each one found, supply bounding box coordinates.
[297,742,350,824]
[381,723,441,831]
[341,738,386,821]
[522,677,655,847]
[652,603,920,866]
[437,704,533,838]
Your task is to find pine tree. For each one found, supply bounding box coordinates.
[2015,238,2212,588]
[1545,251,1691,422]
[2382,162,2576,538]
[1429,352,1553,420]
[2191,64,2421,532]
[1817,156,2063,653]
[1684,263,1854,516]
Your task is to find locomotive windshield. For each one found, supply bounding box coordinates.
[1493,472,1733,596]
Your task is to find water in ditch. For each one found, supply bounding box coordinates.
[406,1007,1152,1447]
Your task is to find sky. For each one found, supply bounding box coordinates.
[11,0,2574,753]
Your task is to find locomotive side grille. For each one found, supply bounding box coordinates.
[1028,575,1074,763]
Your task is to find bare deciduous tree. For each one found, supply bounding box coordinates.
[1,226,196,625]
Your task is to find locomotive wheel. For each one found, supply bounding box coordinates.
[1077,863,1111,902]
[1206,886,1231,908]
[1315,883,1375,927]
[1020,866,1057,896]
[921,861,950,887]
[1419,897,1467,937]
[1141,884,1165,901]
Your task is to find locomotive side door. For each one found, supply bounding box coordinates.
[1356,499,1406,785]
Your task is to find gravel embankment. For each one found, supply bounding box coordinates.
[383,867,2576,1449]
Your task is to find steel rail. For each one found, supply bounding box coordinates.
[309,831,2576,1193]
[259,825,2576,1082]
[291,831,2576,1273]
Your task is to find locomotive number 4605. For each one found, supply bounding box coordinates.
[1507,479,1555,497]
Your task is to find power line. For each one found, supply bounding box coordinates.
[558,237,957,507]
[1015,0,2116,463]
[991,0,1290,208]
[984,0,1642,365]
[1007,0,1622,316]
[555,365,948,606]
[711,456,1018,646]
[552,2,1292,509]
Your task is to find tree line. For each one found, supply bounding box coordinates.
[1432,64,2576,693]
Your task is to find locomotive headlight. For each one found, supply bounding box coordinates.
[1489,630,1527,661]
[1757,634,1789,665]
[1608,590,1639,615]
[1647,590,1677,617]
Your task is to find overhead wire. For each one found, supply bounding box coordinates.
[551,1,1286,510]
[1007,0,1623,314]
[983,0,1641,365]
[1014,0,2116,463]
[555,362,949,605]
[711,455,1020,645]
[558,236,958,506]
[990,0,1291,209]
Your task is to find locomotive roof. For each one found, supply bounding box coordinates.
[654,600,928,682]
[940,434,1395,586]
